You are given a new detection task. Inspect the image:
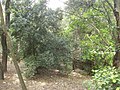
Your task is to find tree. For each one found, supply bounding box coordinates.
[1,0,11,72]
[10,0,72,77]
[0,1,27,90]
[0,62,4,80]
[113,0,120,68]
[63,0,115,71]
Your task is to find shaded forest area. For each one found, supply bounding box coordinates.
[0,0,120,90]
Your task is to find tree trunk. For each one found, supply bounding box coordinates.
[0,2,27,90]
[113,0,120,68]
[5,0,10,28]
[0,62,4,80]
[1,0,10,72]
[1,32,7,72]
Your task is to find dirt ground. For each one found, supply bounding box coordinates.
[0,61,91,90]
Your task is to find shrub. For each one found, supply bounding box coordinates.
[83,66,120,90]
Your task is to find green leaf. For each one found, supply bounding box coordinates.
[116,87,120,90]
[112,79,117,83]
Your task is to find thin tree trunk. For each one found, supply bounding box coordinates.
[1,32,7,72]
[5,0,10,28]
[0,62,4,80]
[1,0,10,72]
[0,2,27,90]
[113,0,120,68]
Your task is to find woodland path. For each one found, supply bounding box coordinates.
[0,61,90,90]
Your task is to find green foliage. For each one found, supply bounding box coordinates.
[81,33,114,68]
[84,66,120,90]
[92,66,120,90]
[24,55,37,78]
[9,0,119,78]
[63,0,115,70]
[10,0,72,77]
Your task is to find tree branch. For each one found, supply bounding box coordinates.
[105,0,114,11]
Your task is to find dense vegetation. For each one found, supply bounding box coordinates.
[0,0,120,90]
[10,0,72,77]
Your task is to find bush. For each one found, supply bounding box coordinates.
[24,50,72,78]
[11,0,72,78]
[83,66,120,90]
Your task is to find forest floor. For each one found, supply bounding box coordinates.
[0,61,91,90]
